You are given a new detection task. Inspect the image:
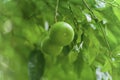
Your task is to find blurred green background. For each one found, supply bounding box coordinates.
[0,0,120,80]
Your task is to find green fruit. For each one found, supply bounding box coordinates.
[41,37,63,56]
[49,22,74,46]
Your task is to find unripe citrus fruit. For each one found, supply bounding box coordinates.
[41,37,63,56]
[49,22,74,46]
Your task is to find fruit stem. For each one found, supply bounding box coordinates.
[55,0,59,23]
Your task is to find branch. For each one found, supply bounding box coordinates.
[82,0,111,55]
[68,3,78,27]
[82,0,97,20]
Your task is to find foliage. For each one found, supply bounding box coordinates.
[0,0,120,80]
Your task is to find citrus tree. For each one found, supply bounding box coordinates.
[0,0,120,80]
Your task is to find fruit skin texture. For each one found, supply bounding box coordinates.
[41,37,63,56]
[49,22,74,46]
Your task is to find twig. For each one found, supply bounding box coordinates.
[82,0,97,20]
[98,23,111,53]
[68,3,78,27]
[55,0,59,22]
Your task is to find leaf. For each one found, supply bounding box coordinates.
[76,29,83,44]
[106,28,118,45]
[101,58,112,72]
[82,27,100,65]
[113,7,120,21]
[73,52,84,78]
[79,63,96,80]
[28,49,45,80]
[112,45,120,57]
[99,7,120,46]
[74,52,96,80]
[111,46,120,68]
[68,51,78,63]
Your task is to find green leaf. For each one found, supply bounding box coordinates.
[73,52,83,78]
[79,63,96,80]
[101,58,112,72]
[106,28,118,45]
[68,51,78,63]
[28,49,45,80]
[113,7,120,21]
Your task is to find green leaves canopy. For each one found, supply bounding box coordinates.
[0,0,120,80]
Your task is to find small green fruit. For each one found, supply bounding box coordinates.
[49,22,74,46]
[41,37,63,56]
